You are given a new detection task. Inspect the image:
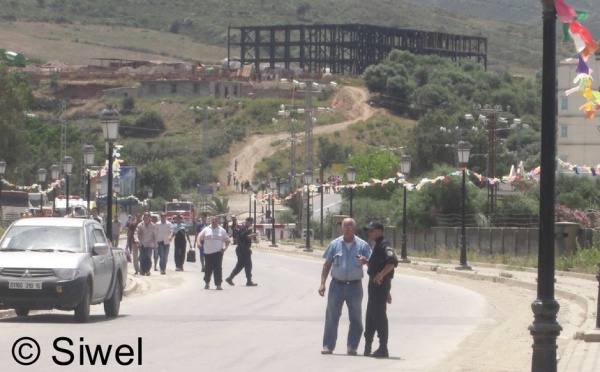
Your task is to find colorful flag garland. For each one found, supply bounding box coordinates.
[556,0,600,118]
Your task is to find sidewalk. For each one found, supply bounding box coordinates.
[252,240,600,372]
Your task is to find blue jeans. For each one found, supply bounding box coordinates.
[139,246,153,274]
[157,241,170,271]
[323,280,364,351]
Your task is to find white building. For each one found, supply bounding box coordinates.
[557,52,600,169]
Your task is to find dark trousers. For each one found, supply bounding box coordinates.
[204,251,224,285]
[174,241,186,269]
[364,278,391,349]
[228,248,252,281]
[139,246,153,274]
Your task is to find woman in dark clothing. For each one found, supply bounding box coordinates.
[170,214,191,271]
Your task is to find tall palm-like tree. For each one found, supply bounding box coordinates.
[205,196,230,216]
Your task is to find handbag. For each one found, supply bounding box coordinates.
[125,247,132,263]
[186,249,196,263]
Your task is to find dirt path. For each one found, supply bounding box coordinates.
[228,86,375,183]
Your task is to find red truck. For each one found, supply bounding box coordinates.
[165,200,196,232]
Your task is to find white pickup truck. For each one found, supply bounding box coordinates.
[0,217,127,322]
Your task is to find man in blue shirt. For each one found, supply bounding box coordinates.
[318,218,371,356]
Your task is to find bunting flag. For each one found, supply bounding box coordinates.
[556,0,600,118]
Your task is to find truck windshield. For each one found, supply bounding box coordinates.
[0,226,83,252]
[166,203,192,212]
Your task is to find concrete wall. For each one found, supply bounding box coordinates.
[384,226,595,257]
[102,80,251,99]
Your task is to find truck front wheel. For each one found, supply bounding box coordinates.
[74,283,91,323]
[104,276,122,318]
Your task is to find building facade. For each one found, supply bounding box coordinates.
[557,53,600,169]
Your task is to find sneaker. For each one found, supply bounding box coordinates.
[134,271,139,275]
[321,347,333,355]
[347,348,357,356]
[246,281,258,287]
[216,286,223,290]
[370,348,389,358]
[226,277,235,286]
[204,284,209,290]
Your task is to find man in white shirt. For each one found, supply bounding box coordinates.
[156,212,172,275]
[136,213,158,276]
[197,215,230,290]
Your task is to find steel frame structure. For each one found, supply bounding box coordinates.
[228,24,487,75]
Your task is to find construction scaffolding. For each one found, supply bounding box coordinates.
[228,24,487,76]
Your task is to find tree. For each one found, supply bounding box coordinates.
[204,196,230,216]
[317,137,346,170]
[346,148,400,200]
[138,159,182,200]
[0,66,26,166]
[134,111,165,137]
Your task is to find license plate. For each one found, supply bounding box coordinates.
[9,281,42,290]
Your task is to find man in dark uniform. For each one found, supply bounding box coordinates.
[225,217,258,286]
[363,221,398,358]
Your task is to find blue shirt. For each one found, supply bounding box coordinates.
[323,235,371,281]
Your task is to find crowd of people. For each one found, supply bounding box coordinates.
[120,211,258,290]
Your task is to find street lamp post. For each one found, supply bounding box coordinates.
[304,170,313,252]
[269,176,277,247]
[100,106,120,240]
[248,188,253,218]
[456,141,472,271]
[37,168,47,211]
[147,188,153,212]
[82,144,96,213]
[114,182,120,219]
[62,156,74,215]
[319,163,324,246]
[0,160,6,223]
[96,180,102,207]
[346,166,356,218]
[50,164,60,217]
[530,2,562,371]
[399,155,412,263]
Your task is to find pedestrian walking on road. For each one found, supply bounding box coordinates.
[318,217,371,356]
[156,212,173,275]
[226,217,258,287]
[171,214,192,271]
[111,214,122,248]
[136,213,158,276]
[129,213,142,275]
[363,221,398,358]
[195,213,208,271]
[197,215,230,290]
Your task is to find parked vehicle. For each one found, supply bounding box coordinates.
[0,218,127,322]
[0,190,31,221]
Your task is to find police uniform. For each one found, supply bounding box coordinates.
[364,235,398,355]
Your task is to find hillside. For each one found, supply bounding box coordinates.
[0,0,589,73]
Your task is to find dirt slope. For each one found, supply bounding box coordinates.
[229,86,374,183]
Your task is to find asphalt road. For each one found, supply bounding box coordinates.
[0,248,486,371]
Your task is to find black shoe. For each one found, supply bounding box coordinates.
[201,267,205,272]
[161,270,166,275]
[364,345,372,357]
[246,282,258,286]
[226,277,235,286]
[370,348,389,358]
[216,286,223,290]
